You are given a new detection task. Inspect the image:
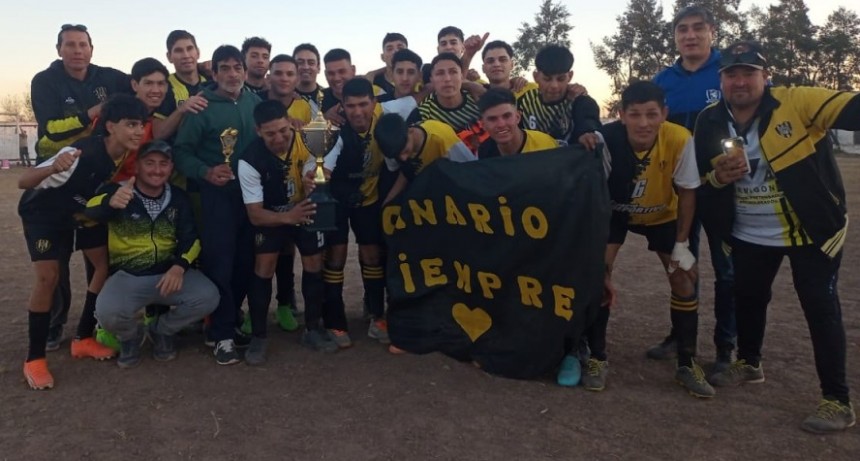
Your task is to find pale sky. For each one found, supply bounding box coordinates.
[0,0,850,111]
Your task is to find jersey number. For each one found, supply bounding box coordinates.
[631,179,648,199]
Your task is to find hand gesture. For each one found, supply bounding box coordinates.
[464,32,489,55]
[205,164,234,186]
[109,177,136,209]
[283,198,317,226]
[52,149,81,173]
[155,265,185,297]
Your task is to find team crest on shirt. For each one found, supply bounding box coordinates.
[35,239,51,253]
[254,233,265,247]
[64,97,76,105]
[94,87,108,102]
[775,121,793,138]
[705,89,721,104]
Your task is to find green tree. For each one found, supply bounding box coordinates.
[749,0,818,86]
[670,0,748,48]
[512,0,573,76]
[591,0,673,115]
[0,92,34,122]
[815,7,860,90]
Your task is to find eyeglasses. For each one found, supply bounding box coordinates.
[61,24,88,32]
[720,50,767,68]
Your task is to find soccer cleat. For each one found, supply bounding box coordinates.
[45,325,64,352]
[557,354,582,387]
[327,329,353,349]
[708,359,765,387]
[646,335,677,360]
[23,359,54,390]
[675,361,716,398]
[245,337,268,366]
[214,339,241,365]
[581,358,609,392]
[367,319,390,344]
[276,304,299,331]
[71,337,117,360]
[800,399,856,434]
[95,325,121,351]
[301,329,338,353]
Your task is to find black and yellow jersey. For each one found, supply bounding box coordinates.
[286,98,313,125]
[600,121,700,226]
[153,73,207,120]
[238,134,312,210]
[391,120,475,179]
[478,129,559,159]
[373,72,396,96]
[84,183,201,276]
[297,85,325,119]
[418,91,489,155]
[517,88,601,145]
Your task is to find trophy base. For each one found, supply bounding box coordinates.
[305,184,338,232]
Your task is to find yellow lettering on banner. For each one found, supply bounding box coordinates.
[382,206,406,235]
[517,276,543,308]
[522,207,549,239]
[498,197,515,236]
[454,260,472,293]
[398,253,416,293]
[552,285,575,321]
[468,203,494,234]
[420,258,447,287]
[477,271,502,299]
[409,199,437,226]
[445,195,467,225]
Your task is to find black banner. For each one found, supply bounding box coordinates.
[384,146,610,379]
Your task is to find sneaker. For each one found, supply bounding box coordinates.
[301,329,338,353]
[23,358,54,390]
[148,325,177,362]
[245,337,268,366]
[234,329,252,349]
[708,359,765,387]
[276,304,299,331]
[801,399,857,434]
[118,330,145,369]
[45,325,64,352]
[675,361,716,398]
[581,358,609,391]
[239,315,252,336]
[367,319,390,344]
[95,325,121,351]
[71,337,117,360]
[327,329,353,349]
[646,335,677,360]
[214,339,241,365]
[557,354,582,387]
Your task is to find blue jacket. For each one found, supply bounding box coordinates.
[653,49,721,131]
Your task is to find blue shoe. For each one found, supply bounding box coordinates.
[557,354,581,387]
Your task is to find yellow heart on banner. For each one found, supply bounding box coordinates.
[452,303,492,342]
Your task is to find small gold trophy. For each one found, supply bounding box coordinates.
[300,93,340,231]
[220,127,239,164]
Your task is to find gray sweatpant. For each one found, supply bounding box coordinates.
[95,269,219,341]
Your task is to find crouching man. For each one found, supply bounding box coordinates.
[87,140,219,367]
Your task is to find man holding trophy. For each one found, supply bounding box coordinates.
[173,45,260,365]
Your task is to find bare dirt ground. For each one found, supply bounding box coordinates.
[0,159,858,461]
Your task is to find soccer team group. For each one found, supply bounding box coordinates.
[17,5,859,433]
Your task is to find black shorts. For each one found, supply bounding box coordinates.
[74,223,108,251]
[608,219,676,254]
[23,224,74,262]
[254,225,325,256]
[328,203,382,246]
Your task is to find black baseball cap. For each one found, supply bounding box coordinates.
[138,140,173,160]
[719,41,768,72]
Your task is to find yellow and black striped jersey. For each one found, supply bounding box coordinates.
[517,88,575,143]
[154,73,207,120]
[389,120,476,178]
[418,91,488,154]
[478,129,559,159]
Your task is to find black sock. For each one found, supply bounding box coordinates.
[322,267,346,330]
[75,291,99,339]
[587,306,611,361]
[275,253,296,306]
[670,294,698,368]
[302,271,324,331]
[28,311,51,361]
[247,274,273,339]
[360,264,385,319]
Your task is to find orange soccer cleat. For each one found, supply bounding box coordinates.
[71,337,118,360]
[23,358,54,390]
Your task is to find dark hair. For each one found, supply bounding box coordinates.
[131,58,169,82]
[482,40,514,60]
[166,30,197,52]
[437,26,464,42]
[342,78,374,100]
[270,54,297,69]
[324,48,351,64]
[293,43,320,62]
[212,45,246,73]
[430,53,463,73]
[383,33,408,48]
[478,87,517,114]
[254,99,287,126]
[56,24,91,48]
[535,45,574,75]
[374,113,409,159]
[392,49,423,70]
[673,5,716,30]
[95,94,149,135]
[241,37,272,57]
[620,80,666,110]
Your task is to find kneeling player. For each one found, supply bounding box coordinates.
[476,87,558,158]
